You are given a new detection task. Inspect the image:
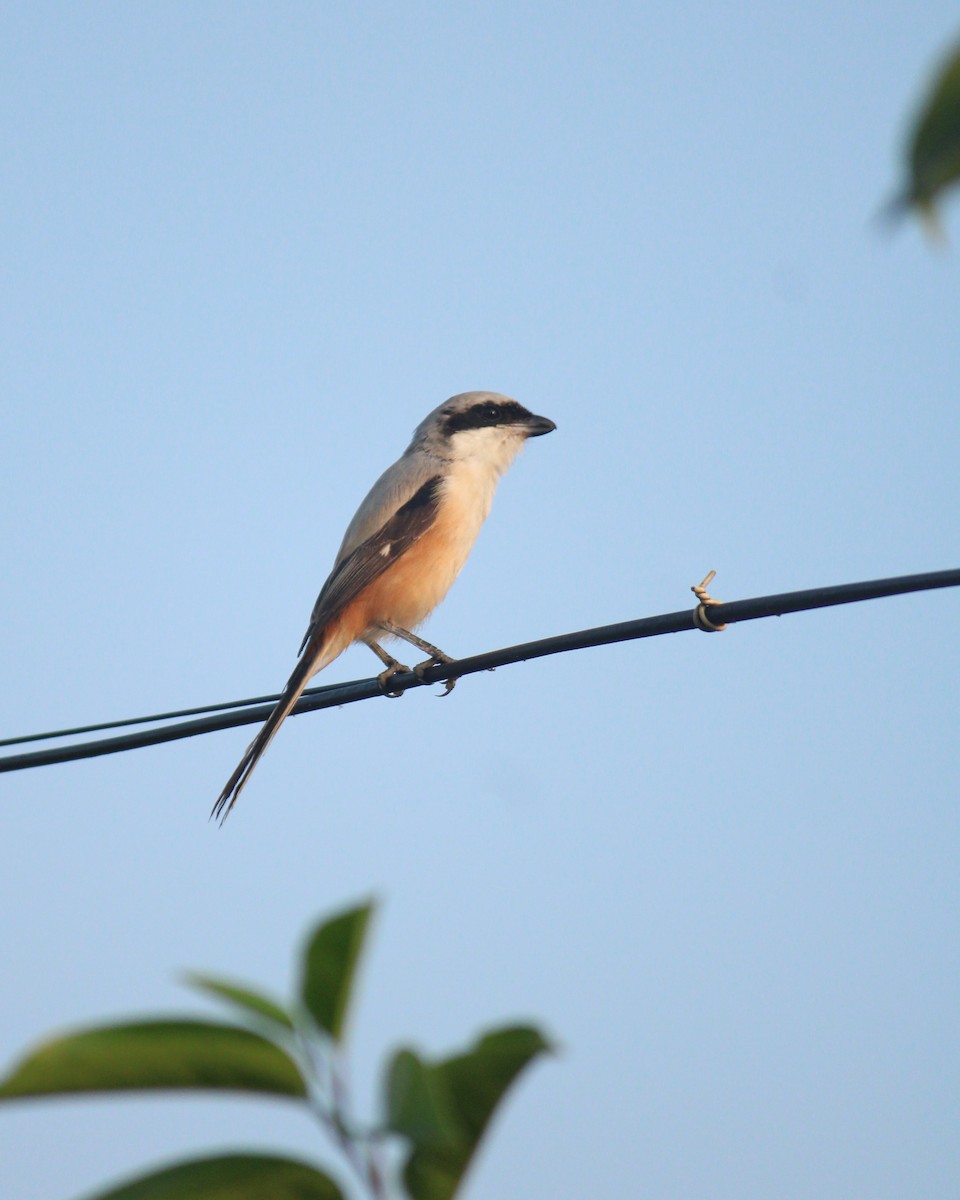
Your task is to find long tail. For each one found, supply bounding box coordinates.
[211,628,342,824]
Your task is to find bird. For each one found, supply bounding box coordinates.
[212,391,556,822]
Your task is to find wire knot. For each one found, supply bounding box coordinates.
[691,570,727,632]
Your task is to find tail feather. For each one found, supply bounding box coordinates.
[211,630,339,824]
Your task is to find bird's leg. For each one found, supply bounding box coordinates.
[378,621,459,696]
[363,637,409,698]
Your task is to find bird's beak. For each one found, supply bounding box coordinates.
[522,413,557,437]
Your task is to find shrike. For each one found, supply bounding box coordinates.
[213,391,555,821]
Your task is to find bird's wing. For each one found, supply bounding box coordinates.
[213,471,443,823]
[298,472,444,654]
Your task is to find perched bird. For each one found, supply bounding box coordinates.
[213,391,556,821]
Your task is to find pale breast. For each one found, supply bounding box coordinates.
[354,461,498,634]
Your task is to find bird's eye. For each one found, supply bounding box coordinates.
[483,403,499,421]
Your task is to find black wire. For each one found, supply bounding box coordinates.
[1,567,957,775]
[0,679,371,748]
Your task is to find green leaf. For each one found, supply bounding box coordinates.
[901,38,960,222]
[385,1050,462,1148]
[0,1020,307,1101]
[75,1152,344,1199]
[184,974,296,1033]
[389,1024,552,1200]
[299,900,374,1042]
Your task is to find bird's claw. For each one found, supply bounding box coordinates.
[377,663,410,698]
[414,656,458,696]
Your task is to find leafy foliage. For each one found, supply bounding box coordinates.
[388,1027,552,1200]
[894,36,960,229]
[299,899,374,1042]
[0,1021,306,1101]
[0,901,550,1200]
[183,974,296,1033]
[78,1154,344,1200]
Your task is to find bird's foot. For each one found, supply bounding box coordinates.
[377,662,410,698]
[414,654,458,696]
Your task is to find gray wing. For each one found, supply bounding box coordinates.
[333,450,438,563]
[298,471,444,654]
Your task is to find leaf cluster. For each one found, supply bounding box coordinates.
[0,901,550,1200]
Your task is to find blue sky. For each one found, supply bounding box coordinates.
[2,4,959,1198]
